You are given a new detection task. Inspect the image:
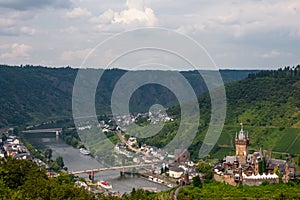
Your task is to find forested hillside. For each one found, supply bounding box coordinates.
[142,66,300,159]
[0,64,255,128]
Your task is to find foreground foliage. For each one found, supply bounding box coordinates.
[0,158,96,200]
[2,158,300,199]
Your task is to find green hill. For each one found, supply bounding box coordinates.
[141,66,300,159]
[0,64,255,128]
[3,64,299,159]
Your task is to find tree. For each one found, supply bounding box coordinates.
[197,162,213,180]
[0,158,96,199]
[192,175,202,188]
[45,148,52,159]
[56,156,64,169]
[259,161,263,173]
[262,157,267,173]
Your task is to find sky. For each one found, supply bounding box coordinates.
[0,0,300,70]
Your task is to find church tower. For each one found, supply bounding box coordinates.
[235,123,249,163]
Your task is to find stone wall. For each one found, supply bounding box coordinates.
[214,174,238,186]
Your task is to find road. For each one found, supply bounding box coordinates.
[117,130,141,153]
[174,186,182,200]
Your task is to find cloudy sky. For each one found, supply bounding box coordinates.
[0,0,300,69]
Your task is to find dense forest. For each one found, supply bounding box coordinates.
[0,64,256,128]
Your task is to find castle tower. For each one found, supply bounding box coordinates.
[235,123,249,163]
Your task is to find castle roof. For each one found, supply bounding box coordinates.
[225,156,236,164]
[236,123,248,141]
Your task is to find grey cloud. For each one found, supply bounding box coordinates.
[0,0,72,10]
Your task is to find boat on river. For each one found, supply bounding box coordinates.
[98,181,113,190]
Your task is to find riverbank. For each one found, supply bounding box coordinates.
[22,132,168,194]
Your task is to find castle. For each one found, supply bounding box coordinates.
[235,123,249,163]
[214,124,296,186]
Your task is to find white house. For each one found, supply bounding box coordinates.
[0,150,5,158]
[12,138,20,145]
[128,137,137,146]
[169,166,184,179]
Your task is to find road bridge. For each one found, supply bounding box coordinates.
[22,128,62,136]
[69,164,154,181]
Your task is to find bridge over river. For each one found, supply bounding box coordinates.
[22,128,62,135]
[70,163,154,181]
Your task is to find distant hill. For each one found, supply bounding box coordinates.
[0,64,256,128]
[141,66,300,159]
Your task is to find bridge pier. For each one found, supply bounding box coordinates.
[120,171,125,177]
[120,167,125,177]
[88,171,95,182]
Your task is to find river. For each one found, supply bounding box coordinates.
[23,132,168,194]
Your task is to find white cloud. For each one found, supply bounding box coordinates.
[0,43,32,59]
[0,8,38,36]
[113,7,156,26]
[260,50,292,58]
[59,26,79,34]
[261,50,281,58]
[0,18,15,27]
[90,0,157,27]
[1,0,300,68]
[89,9,114,24]
[171,0,300,39]
[126,0,144,10]
[66,7,91,18]
[176,24,206,35]
[61,48,92,61]
[20,26,36,35]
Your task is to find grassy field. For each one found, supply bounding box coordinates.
[273,128,300,152]
[178,181,300,199]
[288,134,300,154]
[212,147,233,160]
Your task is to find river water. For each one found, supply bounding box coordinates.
[23,132,168,194]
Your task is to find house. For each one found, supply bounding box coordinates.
[169,166,185,178]
[0,150,6,158]
[12,138,20,145]
[7,138,13,144]
[128,137,137,146]
[8,135,16,140]
[114,144,133,158]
